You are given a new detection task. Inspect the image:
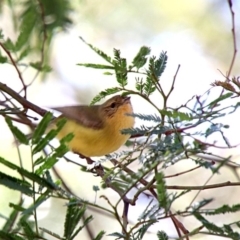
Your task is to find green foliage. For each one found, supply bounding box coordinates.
[113,49,128,87]
[0,0,73,79]
[31,112,53,144]
[5,117,29,145]
[0,171,33,196]
[29,62,52,72]
[90,87,120,105]
[0,52,8,63]
[2,201,21,232]
[79,40,168,103]
[19,218,36,240]
[0,231,25,240]
[0,3,240,239]
[32,117,73,155]
[93,231,105,240]
[132,46,151,70]
[160,110,193,121]
[207,92,233,108]
[75,41,240,240]
[156,172,168,211]
[64,200,93,240]
[205,204,240,215]
[0,113,89,239]
[130,113,161,122]
[157,231,169,240]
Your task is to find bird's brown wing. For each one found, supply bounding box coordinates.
[52,105,103,130]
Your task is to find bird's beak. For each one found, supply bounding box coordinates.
[123,96,131,104]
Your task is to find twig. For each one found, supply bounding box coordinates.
[226,0,237,78]
[0,43,27,98]
[164,181,240,190]
[0,82,47,116]
[164,165,201,178]
[122,201,129,234]
[36,0,47,67]
[211,0,237,108]
[166,64,181,98]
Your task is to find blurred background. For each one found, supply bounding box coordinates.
[0,0,240,239]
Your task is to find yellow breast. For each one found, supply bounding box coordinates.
[56,104,134,157]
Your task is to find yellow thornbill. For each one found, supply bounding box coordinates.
[52,95,135,157]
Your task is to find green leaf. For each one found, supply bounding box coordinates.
[34,156,45,166]
[132,46,151,70]
[39,227,62,239]
[103,72,113,75]
[0,29,4,39]
[0,55,8,63]
[5,117,29,145]
[54,143,70,157]
[71,215,93,240]
[93,231,105,240]
[33,118,68,154]
[32,112,53,144]
[0,172,33,196]
[113,49,128,87]
[107,232,125,238]
[0,231,25,240]
[77,63,114,70]
[130,113,161,122]
[64,200,92,240]
[38,0,72,30]
[144,74,156,96]
[19,219,36,240]
[17,47,31,62]
[205,124,219,137]
[2,199,22,232]
[157,231,168,240]
[155,51,168,78]
[32,128,58,154]
[30,62,52,72]
[79,36,112,64]
[191,198,213,211]
[143,51,168,96]
[93,185,100,192]
[134,221,156,239]
[205,204,240,215]
[194,212,224,234]
[135,77,145,93]
[22,190,51,215]
[208,92,233,108]
[9,203,26,212]
[160,110,192,121]
[35,156,58,175]
[15,8,37,51]
[59,132,74,145]
[0,157,56,190]
[155,172,168,211]
[90,87,120,105]
[4,38,15,51]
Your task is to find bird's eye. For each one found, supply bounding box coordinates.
[110,102,116,108]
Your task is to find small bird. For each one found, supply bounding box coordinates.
[52,95,135,157]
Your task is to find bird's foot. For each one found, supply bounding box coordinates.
[75,153,104,176]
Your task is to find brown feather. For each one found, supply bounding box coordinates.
[53,105,104,129]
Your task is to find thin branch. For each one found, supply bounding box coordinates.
[226,0,237,78]
[36,0,47,67]
[164,165,201,178]
[166,64,181,99]
[0,42,27,98]
[0,82,47,116]
[122,201,129,234]
[164,181,240,190]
